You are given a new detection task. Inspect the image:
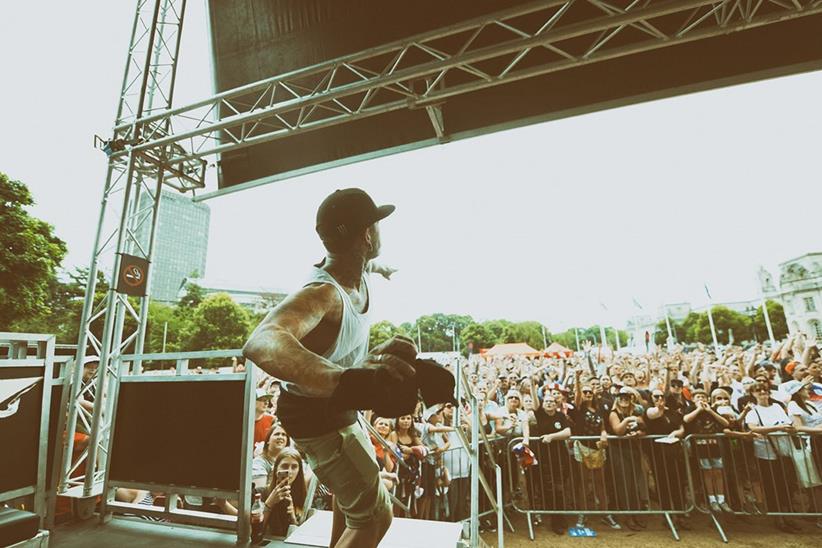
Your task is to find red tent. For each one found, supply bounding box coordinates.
[481,343,541,357]
[544,342,574,358]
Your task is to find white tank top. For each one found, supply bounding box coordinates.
[281,267,371,397]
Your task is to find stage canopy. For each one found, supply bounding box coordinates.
[196,0,822,195]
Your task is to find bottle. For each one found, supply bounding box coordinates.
[251,492,265,544]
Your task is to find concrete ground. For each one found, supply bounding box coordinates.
[483,511,822,547]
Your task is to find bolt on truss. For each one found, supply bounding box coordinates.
[108,0,822,166]
[60,0,196,499]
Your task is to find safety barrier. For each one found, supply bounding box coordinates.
[506,434,694,540]
[687,432,822,542]
[501,431,822,542]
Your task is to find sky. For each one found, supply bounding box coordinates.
[1,2,821,335]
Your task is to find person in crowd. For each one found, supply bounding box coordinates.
[684,388,730,513]
[495,389,529,440]
[666,378,694,416]
[442,401,472,522]
[607,387,647,530]
[254,388,276,446]
[389,414,426,516]
[530,393,572,535]
[253,423,291,492]
[745,382,803,533]
[598,375,615,409]
[262,447,308,537]
[733,377,757,411]
[619,371,649,406]
[418,404,454,520]
[784,378,822,528]
[521,393,538,428]
[644,388,689,528]
[571,370,619,531]
[369,416,398,492]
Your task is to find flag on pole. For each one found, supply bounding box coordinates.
[704,284,713,301]
[599,301,609,311]
[632,297,643,310]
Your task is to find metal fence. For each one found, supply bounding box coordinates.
[687,432,822,542]
[499,432,822,542]
[505,434,694,540]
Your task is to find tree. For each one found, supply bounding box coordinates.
[0,173,67,330]
[500,321,547,350]
[751,300,789,342]
[404,313,474,352]
[145,301,187,353]
[369,320,408,350]
[460,322,496,353]
[181,293,253,363]
[178,281,205,309]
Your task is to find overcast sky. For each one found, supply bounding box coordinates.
[2,2,821,334]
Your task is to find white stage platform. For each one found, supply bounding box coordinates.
[282,510,465,548]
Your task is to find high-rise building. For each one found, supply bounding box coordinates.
[137,190,210,302]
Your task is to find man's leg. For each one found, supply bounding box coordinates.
[329,496,346,548]
[333,504,392,548]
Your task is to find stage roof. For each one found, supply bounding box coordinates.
[189,1,822,195]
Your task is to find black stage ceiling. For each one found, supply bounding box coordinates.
[206,0,822,191]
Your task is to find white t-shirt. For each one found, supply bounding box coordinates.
[787,400,822,429]
[745,403,792,460]
[442,430,470,479]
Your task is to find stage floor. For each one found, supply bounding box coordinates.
[49,512,464,547]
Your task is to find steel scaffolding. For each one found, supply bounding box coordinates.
[58,0,202,506]
[106,0,822,171]
[62,0,821,524]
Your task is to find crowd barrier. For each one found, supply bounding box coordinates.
[687,432,822,542]
[498,432,822,542]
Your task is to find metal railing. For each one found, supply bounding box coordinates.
[687,432,822,542]
[506,434,693,541]
[496,430,822,543]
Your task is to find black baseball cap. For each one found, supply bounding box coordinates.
[316,188,395,242]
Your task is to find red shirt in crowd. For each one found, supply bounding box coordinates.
[254,413,275,444]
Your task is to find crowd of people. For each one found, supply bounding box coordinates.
[112,333,822,540]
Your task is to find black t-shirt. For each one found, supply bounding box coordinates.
[686,408,725,436]
[571,406,607,437]
[666,394,695,416]
[534,408,570,437]
[533,409,570,468]
[643,408,683,436]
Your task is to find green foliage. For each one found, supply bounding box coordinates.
[178,282,204,309]
[655,304,787,346]
[752,300,788,342]
[369,320,409,349]
[0,173,67,330]
[181,293,253,354]
[145,301,185,353]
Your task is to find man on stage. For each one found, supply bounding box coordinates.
[244,188,416,548]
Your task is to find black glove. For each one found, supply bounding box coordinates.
[415,358,456,407]
[328,353,417,417]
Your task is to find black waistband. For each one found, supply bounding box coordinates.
[277,389,356,439]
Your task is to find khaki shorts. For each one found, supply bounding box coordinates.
[294,422,391,529]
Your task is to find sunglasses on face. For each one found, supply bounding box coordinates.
[582,389,593,394]
[652,394,664,399]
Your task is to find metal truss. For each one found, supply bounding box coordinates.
[107,0,822,166]
[60,0,192,500]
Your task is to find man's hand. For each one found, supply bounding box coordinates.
[371,335,417,364]
[328,343,417,414]
[369,262,398,280]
